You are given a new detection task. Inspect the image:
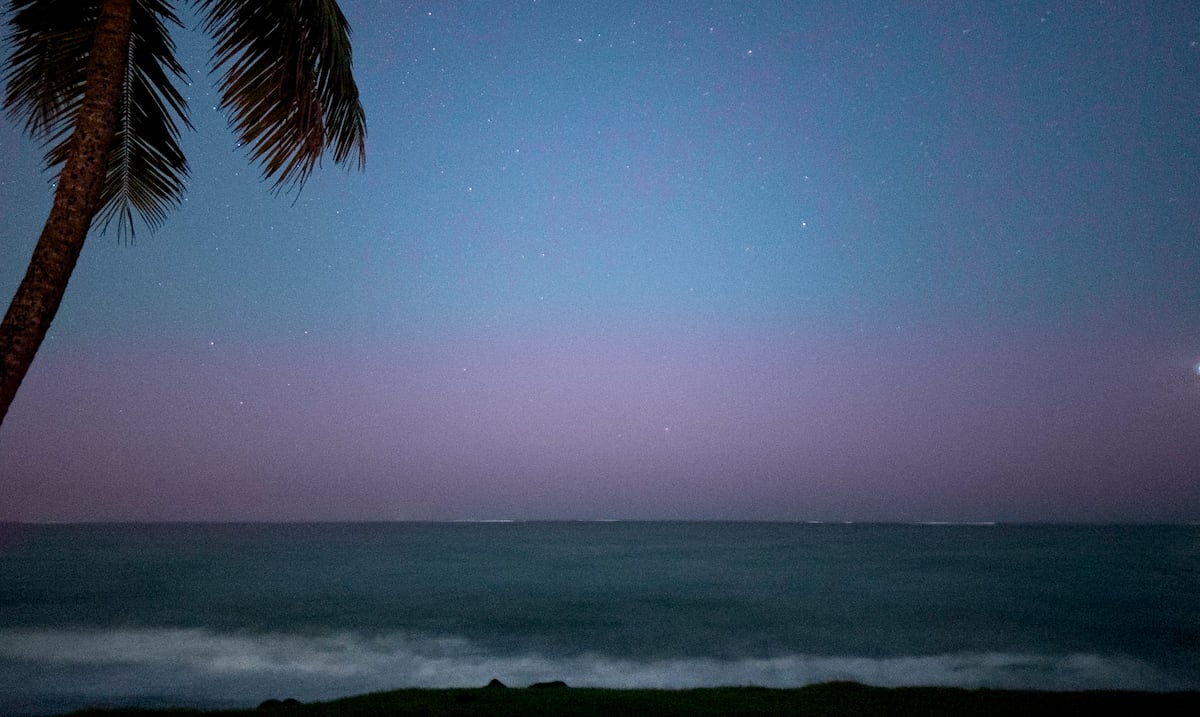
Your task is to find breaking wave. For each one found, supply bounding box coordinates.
[0,627,1188,715]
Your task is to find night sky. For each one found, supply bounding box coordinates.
[2,1,1198,522]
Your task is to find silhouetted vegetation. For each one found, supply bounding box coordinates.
[58,682,1200,717]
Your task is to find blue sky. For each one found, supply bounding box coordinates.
[2,1,1198,521]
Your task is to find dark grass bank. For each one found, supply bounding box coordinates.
[55,682,1200,717]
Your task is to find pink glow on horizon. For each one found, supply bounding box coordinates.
[3,323,1196,522]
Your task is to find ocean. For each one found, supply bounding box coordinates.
[0,522,1196,714]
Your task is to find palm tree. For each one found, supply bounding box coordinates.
[0,0,366,426]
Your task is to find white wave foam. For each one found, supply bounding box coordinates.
[0,628,1189,713]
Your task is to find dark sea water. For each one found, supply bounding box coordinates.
[0,522,1197,714]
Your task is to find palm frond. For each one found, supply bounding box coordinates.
[198,0,366,192]
[6,0,191,238]
[3,0,98,141]
[91,0,192,238]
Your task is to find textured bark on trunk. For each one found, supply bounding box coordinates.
[0,0,133,426]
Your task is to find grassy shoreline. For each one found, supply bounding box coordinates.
[59,682,1200,717]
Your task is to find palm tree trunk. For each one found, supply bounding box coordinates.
[0,0,133,427]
